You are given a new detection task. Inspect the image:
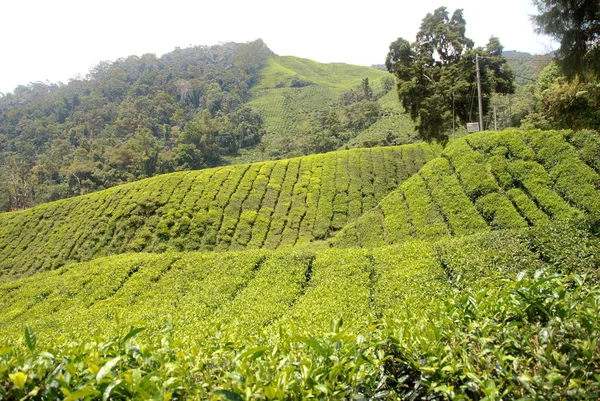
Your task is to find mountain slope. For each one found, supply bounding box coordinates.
[1,129,600,399]
[246,56,416,157]
[0,142,440,280]
[334,129,600,247]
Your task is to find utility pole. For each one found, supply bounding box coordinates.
[493,104,497,131]
[452,92,455,136]
[475,54,484,131]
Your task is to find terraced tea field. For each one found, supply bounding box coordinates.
[1,129,600,399]
[0,229,544,344]
[0,143,440,280]
[247,56,414,147]
[335,129,600,247]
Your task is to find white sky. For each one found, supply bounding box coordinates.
[0,0,555,95]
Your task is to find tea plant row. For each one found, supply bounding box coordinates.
[1,222,599,399]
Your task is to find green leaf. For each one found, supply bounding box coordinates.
[122,327,145,344]
[213,389,244,401]
[295,336,328,357]
[315,384,329,394]
[96,356,121,382]
[24,326,36,352]
[0,346,14,355]
[239,346,269,361]
[102,379,123,401]
[64,386,100,401]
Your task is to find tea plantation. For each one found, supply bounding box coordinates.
[335,129,600,247]
[0,142,439,280]
[1,129,600,399]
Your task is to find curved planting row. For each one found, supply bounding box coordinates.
[0,142,440,280]
[334,129,600,247]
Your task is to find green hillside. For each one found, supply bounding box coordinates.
[0,142,440,280]
[253,56,391,91]
[246,56,416,158]
[0,230,548,343]
[1,211,598,399]
[0,44,414,212]
[1,129,600,399]
[335,129,600,247]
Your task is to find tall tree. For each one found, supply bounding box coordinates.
[386,7,514,142]
[532,0,600,80]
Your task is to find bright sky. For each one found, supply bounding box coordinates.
[0,0,555,95]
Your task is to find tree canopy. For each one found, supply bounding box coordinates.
[386,7,514,142]
[532,0,600,80]
[0,40,271,211]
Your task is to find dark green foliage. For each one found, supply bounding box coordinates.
[0,41,272,211]
[534,63,600,130]
[532,0,600,80]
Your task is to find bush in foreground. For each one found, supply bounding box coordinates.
[1,271,599,400]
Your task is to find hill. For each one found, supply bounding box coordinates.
[0,40,273,211]
[244,55,415,159]
[1,129,599,399]
[0,44,415,212]
[503,50,554,85]
[0,142,440,280]
[334,129,600,247]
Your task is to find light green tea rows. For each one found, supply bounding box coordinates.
[0,143,440,280]
[0,229,543,343]
[334,129,600,247]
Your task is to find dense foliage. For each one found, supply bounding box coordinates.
[526,61,600,131]
[246,56,417,159]
[0,45,412,212]
[0,221,598,399]
[0,143,439,280]
[522,1,600,132]
[336,129,600,247]
[386,7,514,142]
[0,40,272,211]
[532,0,600,80]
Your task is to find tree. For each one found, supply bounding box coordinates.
[533,62,600,130]
[177,109,221,169]
[532,0,600,80]
[386,7,514,142]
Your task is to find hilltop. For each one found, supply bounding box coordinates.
[0,41,416,212]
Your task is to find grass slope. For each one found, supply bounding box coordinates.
[335,129,600,247]
[0,142,440,280]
